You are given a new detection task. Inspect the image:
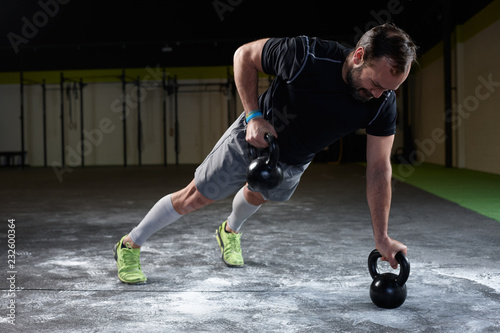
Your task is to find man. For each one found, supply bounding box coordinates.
[114,23,418,284]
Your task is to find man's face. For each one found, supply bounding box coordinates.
[345,49,409,102]
[346,65,372,102]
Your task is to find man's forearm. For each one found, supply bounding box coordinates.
[366,163,392,243]
[365,135,406,268]
[233,52,259,112]
[233,38,276,148]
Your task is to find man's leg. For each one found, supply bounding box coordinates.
[122,179,214,248]
[215,185,266,267]
[123,194,181,248]
[114,179,214,284]
[226,186,266,232]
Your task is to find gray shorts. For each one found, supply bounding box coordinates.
[195,113,310,201]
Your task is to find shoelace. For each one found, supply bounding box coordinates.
[122,246,141,270]
[226,233,242,253]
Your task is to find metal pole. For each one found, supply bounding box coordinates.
[122,69,127,167]
[42,79,47,167]
[79,78,85,167]
[174,75,179,166]
[60,72,65,167]
[20,72,25,168]
[162,70,167,167]
[402,81,414,161]
[137,76,142,166]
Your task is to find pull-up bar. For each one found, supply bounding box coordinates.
[136,76,142,166]
[59,73,86,167]
[121,70,145,167]
[20,72,26,168]
[162,70,237,166]
[16,68,239,168]
[121,70,128,167]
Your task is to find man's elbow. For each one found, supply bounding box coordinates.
[233,39,268,71]
[233,44,246,65]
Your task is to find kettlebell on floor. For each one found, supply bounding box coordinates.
[368,249,410,309]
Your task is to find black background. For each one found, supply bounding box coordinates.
[0,0,494,71]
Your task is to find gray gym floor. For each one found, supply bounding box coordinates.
[1,163,499,332]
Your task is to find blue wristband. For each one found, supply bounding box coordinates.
[246,110,263,123]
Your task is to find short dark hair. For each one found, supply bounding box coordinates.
[357,23,418,75]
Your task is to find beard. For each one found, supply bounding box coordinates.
[345,65,373,103]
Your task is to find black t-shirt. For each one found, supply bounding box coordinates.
[258,36,397,166]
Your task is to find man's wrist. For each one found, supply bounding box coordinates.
[245,109,263,123]
[374,234,390,246]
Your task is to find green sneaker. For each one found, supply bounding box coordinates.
[215,221,244,267]
[113,235,147,284]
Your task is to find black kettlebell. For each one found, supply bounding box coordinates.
[368,249,410,309]
[247,133,283,191]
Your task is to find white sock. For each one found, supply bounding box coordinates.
[128,194,182,246]
[227,187,262,232]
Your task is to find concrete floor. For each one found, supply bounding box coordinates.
[1,163,500,332]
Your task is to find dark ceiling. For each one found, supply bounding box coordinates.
[0,0,494,72]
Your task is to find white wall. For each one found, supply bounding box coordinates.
[460,20,500,174]
[412,58,446,166]
[410,9,500,175]
[0,77,277,167]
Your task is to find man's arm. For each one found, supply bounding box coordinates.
[366,134,407,269]
[233,38,277,148]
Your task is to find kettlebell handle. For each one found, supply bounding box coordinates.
[248,133,279,168]
[368,249,410,286]
[264,133,279,168]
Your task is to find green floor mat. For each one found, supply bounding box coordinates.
[392,163,500,222]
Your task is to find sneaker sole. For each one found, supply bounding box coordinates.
[113,241,147,285]
[215,228,244,268]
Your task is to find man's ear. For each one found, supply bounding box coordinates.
[353,47,364,66]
